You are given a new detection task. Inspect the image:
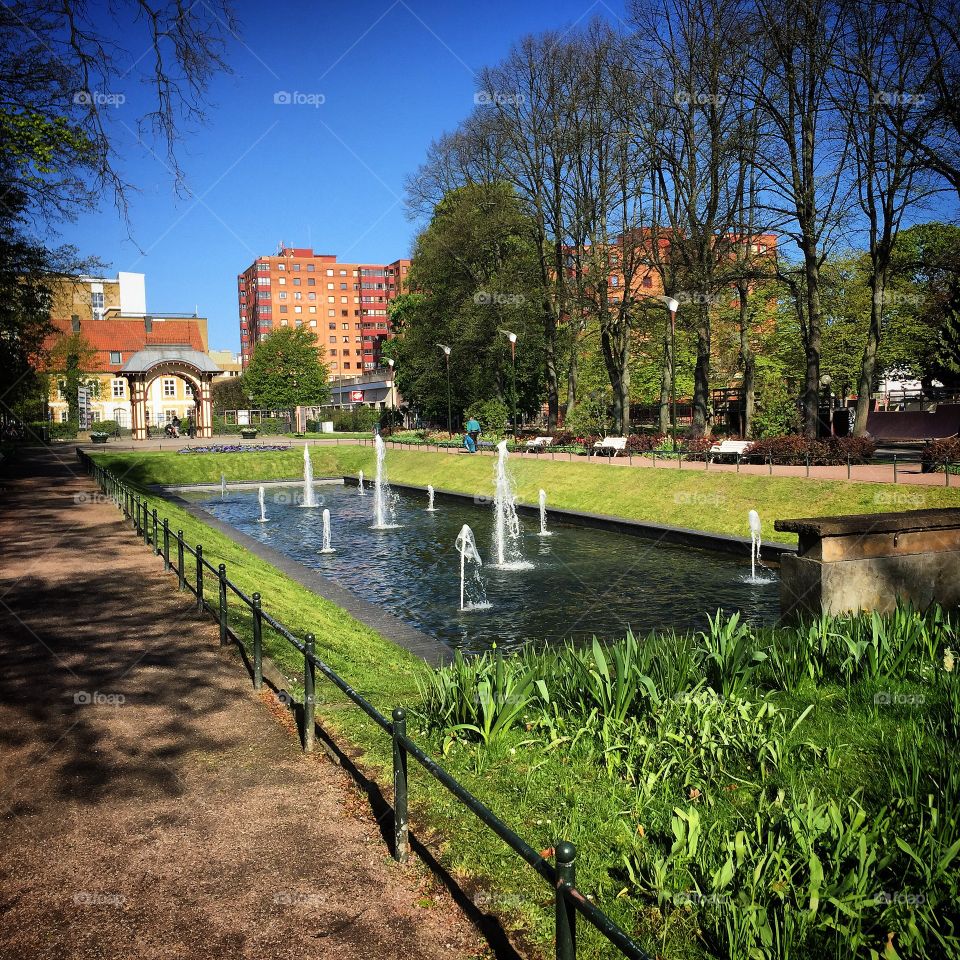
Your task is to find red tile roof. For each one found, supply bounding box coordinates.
[45,317,207,373]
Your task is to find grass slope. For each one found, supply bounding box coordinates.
[95,445,960,545]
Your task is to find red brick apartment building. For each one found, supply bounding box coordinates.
[237,247,410,375]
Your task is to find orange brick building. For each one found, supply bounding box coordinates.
[237,247,410,375]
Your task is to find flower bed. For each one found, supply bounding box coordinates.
[922,437,960,472]
[177,444,290,455]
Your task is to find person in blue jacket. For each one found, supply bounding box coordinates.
[464,416,481,453]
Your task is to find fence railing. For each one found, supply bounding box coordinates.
[76,447,652,960]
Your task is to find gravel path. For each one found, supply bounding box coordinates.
[0,446,493,960]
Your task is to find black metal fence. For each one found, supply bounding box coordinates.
[77,448,652,960]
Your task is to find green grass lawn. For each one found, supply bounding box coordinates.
[88,447,960,959]
[94,445,960,544]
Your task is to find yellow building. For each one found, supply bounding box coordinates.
[46,272,227,431]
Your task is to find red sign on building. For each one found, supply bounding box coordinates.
[349,390,364,403]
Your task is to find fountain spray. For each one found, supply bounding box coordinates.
[302,444,317,508]
[748,509,762,580]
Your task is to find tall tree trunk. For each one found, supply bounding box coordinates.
[659,314,672,435]
[543,298,559,428]
[691,300,711,438]
[737,281,756,438]
[600,323,627,435]
[802,253,824,439]
[565,320,581,423]
[854,274,886,436]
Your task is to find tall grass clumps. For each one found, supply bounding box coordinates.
[415,605,960,960]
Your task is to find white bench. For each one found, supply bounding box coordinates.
[709,440,753,462]
[525,436,554,452]
[592,436,627,457]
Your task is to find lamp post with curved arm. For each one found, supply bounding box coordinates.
[385,357,396,431]
[641,294,681,448]
[437,344,452,436]
[498,329,518,439]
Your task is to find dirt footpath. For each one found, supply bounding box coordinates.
[0,447,492,960]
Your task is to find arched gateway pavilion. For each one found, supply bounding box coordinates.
[120,347,221,440]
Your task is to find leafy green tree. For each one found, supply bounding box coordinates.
[389,183,544,429]
[211,374,250,412]
[244,327,330,409]
[47,330,100,423]
[888,222,960,391]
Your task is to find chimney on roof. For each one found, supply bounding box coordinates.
[144,316,153,333]
[71,314,80,332]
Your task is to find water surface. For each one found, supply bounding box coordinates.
[192,483,779,653]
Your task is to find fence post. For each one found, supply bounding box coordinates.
[768,454,773,476]
[678,451,682,470]
[392,707,409,863]
[218,564,228,645]
[847,455,851,480]
[196,545,204,612]
[177,531,185,590]
[893,454,898,484]
[163,519,170,570]
[303,633,316,753]
[152,508,159,554]
[805,453,810,478]
[555,841,577,960]
[252,593,263,690]
[143,502,150,546]
[947,462,952,487]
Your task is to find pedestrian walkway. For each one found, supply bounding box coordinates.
[0,447,491,960]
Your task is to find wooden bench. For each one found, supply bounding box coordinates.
[525,436,554,453]
[708,439,753,462]
[592,436,627,457]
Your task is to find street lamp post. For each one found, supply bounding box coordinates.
[437,344,452,436]
[667,298,679,449]
[385,357,396,431]
[499,329,518,439]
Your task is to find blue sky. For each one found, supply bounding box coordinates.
[55,0,627,352]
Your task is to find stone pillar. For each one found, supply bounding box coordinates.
[775,509,960,620]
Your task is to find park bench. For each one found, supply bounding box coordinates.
[525,436,554,453]
[709,439,753,462]
[592,436,627,457]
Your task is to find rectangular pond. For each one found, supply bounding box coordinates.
[188,482,780,653]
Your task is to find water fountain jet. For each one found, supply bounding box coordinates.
[538,489,552,536]
[749,509,762,580]
[491,441,532,569]
[320,508,335,553]
[426,485,437,512]
[358,470,365,495]
[371,435,399,529]
[257,485,269,522]
[455,524,488,611]
[301,444,317,508]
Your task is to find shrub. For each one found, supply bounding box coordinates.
[565,395,610,438]
[471,398,510,436]
[550,430,577,446]
[47,420,78,440]
[626,433,667,453]
[679,436,715,460]
[922,437,960,471]
[748,435,876,465]
[332,407,379,432]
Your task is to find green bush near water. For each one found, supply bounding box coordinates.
[418,609,960,959]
